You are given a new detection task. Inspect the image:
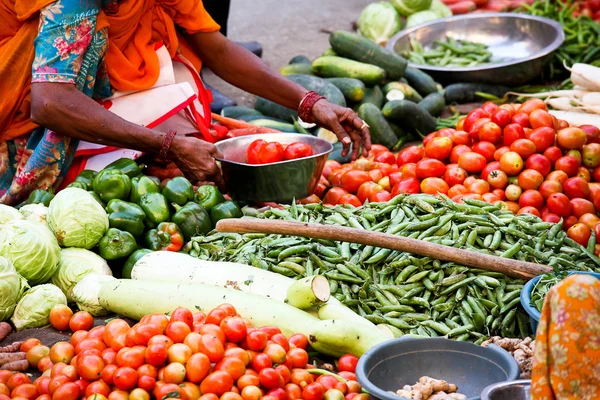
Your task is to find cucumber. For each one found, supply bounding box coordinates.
[444,83,510,104]
[329,31,407,80]
[383,82,423,103]
[293,118,311,134]
[354,86,384,111]
[357,103,398,148]
[239,114,287,123]
[328,142,352,164]
[255,74,346,121]
[322,48,338,57]
[249,119,298,133]
[221,106,262,119]
[312,56,386,86]
[419,92,446,117]
[382,100,437,137]
[289,55,312,65]
[325,78,366,103]
[280,64,313,76]
[403,67,438,96]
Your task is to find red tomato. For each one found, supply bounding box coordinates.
[368,169,383,183]
[481,161,501,181]
[443,165,467,186]
[579,213,600,230]
[449,145,472,164]
[547,170,569,185]
[529,109,554,129]
[49,305,73,332]
[338,194,362,207]
[542,213,561,223]
[563,177,590,199]
[547,193,572,217]
[356,182,383,203]
[327,169,346,187]
[557,127,587,150]
[580,124,600,144]
[539,180,562,199]
[512,113,530,128]
[374,151,396,165]
[302,383,325,400]
[518,99,547,114]
[170,307,194,330]
[113,367,138,391]
[399,163,417,179]
[472,141,496,162]
[69,312,93,332]
[518,206,541,217]
[571,198,596,218]
[396,146,424,166]
[510,139,536,159]
[524,154,551,177]
[567,149,583,166]
[391,179,420,196]
[499,152,523,176]
[458,152,487,174]
[420,178,449,195]
[493,146,510,162]
[487,170,508,189]
[424,137,452,160]
[502,124,525,146]
[200,371,234,397]
[220,316,247,343]
[340,170,372,193]
[582,143,600,168]
[283,143,313,161]
[518,169,544,190]
[476,122,501,144]
[52,382,79,400]
[543,146,562,165]
[463,109,488,132]
[519,190,544,209]
[452,130,471,146]
[482,102,499,115]
[528,127,555,153]
[469,179,490,195]
[246,140,266,165]
[321,160,341,179]
[492,109,512,128]
[416,159,446,179]
[368,190,392,203]
[448,184,468,198]
[567,223,592,246]
[322,188,349,205]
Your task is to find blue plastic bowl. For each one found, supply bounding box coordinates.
[521,271,600,333]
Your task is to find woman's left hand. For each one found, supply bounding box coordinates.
[311,100,372,160]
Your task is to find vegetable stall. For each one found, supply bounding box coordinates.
[2,1,600,400]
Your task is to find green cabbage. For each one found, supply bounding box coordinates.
[72,273,116,316]
[0,220,61,285]
[0,256,28,322]
[20,204,48,225]
[47,188,109,249]
[11,284,67,331]
[406,10,440,29]
[0,205,23,224]
[358,2,403,46]
[428,0,452,18]
[392,0,433,16]
[52,248,112,303]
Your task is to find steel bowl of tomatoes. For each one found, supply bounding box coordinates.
[215,133,333,203]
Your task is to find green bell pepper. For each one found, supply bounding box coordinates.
[145,222,184,251]
[104,158,142,178]
[106,199,147,237]
[88,191,106,208]
[147,176,161,186]
[67,181,88,190]
[74,170,97,190]
[93,169,132,202]
[194,184,225,211]
[26,189,55,207]
[121,248,152,279]
[163,177,194,206]
[139,192,171,225]
[172,202,212,240]
[99,228,138,260]
[210,201,243,226]
[130,176,161,204]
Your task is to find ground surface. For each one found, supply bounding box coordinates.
[203,0,372,107]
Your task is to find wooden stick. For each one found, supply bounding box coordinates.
[216,219,552,280]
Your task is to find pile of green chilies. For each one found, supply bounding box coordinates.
[404,38,494,68]
[529,271,568,312]
[519,0,600,78]
[184,194,600,343]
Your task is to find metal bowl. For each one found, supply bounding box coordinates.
[386,13,565,85]
[481,380,531,400]
[215,134,332,203]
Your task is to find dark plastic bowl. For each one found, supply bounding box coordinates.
[356,337,519,400]
[520,271,600,333]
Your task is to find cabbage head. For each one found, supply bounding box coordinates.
[72,273,116,316]
[0,256,28,322]
[0,205,23,224]
[20,204,48,225]
[0,220,61,285]
[52,248,112,303]
[392,0,433,16]
[428,0,452,18]
[11,284,67,331]
[358,2,402,46]
[47,188,109,249]
[406,10,440,29]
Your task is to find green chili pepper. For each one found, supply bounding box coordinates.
[121,248,152,279]
[210,201,243,226]
[163,177,194,206]
[99,228,138,260]
[26,189,55,207]
[195,185,226,211]
[93,169,132,202]
[172,202,212,240]
[130,176,161,204]
[139,192,171,225]
[106,199,147,237]
[104,158,142,178]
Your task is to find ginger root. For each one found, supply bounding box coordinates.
[396,377,465,400]
[418,377,457,393]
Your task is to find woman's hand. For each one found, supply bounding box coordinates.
[171,136,225,189]
[311,100,372,160]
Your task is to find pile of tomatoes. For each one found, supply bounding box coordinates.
[246,140,314,165]
[0,304,367,400]
[308,99,600,251]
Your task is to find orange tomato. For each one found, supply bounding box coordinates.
[49,306,73,332]
[69,312,94,332]
[499,152,524,176]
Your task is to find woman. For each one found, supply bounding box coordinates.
[531,273,600,399]
[0,0,370,205]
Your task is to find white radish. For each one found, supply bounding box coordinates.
[581,92,600,106]
[565,62,600,91]
[545,97,577,111]
[506,90,589,99]
[549,110,600,128]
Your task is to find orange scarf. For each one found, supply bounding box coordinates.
[0,0,219,141]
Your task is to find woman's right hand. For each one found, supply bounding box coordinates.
[171,136,225,189]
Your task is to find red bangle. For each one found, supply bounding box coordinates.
[298,91,325,124]
[159,130,177,160]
